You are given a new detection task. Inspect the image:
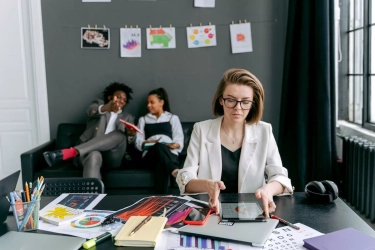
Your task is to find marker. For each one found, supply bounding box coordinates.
[271,214,300,230]
[83,232,112,249]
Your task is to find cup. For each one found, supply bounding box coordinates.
[11,198,40,231]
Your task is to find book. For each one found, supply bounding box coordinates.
[303,227,375,250]
[114,216,167,247]
[119,119,143,134]
[39,193,106,226]
[142,141,167,151]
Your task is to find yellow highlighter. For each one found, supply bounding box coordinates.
[83,232,112,249]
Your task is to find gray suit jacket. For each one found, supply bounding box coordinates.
[79,99,135,144]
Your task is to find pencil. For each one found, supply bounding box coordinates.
[25,182,30,202]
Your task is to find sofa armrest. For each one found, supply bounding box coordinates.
[21,139,56,184]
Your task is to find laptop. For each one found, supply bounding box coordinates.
[0,170,20,224]
[179,215,278,247]
[0,231,86,250]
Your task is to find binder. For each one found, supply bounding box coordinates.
[114,216,167,247]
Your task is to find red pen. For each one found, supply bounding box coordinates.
[271,214,300,230]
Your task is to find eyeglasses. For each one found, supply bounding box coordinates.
[221,97,253,110]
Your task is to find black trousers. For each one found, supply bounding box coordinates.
[143,143,180,194]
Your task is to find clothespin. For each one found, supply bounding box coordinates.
[130,25,132,28]
[88,24,91,30]
[190,23,192,27]
[209,22,211,25]
[103,25,106,30]
[136,25,138,28]
[95,24,97,29]
[232,21,234,24]
[125,25,127,28]
[244,19,247,23]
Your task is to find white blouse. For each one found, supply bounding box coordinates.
[135,111,184,156]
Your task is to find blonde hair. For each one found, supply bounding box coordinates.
[212,68,265,124]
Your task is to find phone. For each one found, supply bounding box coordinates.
[183,207,213,225]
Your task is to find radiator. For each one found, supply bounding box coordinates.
[341,136,375,223]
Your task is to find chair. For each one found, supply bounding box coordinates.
[37,178,105,196]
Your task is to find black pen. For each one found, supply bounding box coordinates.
[271,214,300,230]
[129,216,152,236]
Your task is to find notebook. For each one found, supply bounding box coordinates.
[0,231,85,250]
[178,215,278,247]
[303,227,375,250]
[0,170,20,224]
[114,216,168,247]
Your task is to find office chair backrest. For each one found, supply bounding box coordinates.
[305,180,339,203]
[37,178,105,196]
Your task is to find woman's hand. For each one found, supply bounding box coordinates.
[206,180,226,214]
[255,182,283,218]
[166,143,180,149]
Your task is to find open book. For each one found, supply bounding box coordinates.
[114,216,167,247]
[119,119,143,134]
[39,193,106,226]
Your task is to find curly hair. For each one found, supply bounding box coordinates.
[102,82,133,104]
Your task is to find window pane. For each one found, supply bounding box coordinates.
[350,0,355,29]
[349,32,354,74]
[371,77,375,123]
[349,76,354,121]
[354,30,364,74]
[355,0,364,28]
[354,76,363,124]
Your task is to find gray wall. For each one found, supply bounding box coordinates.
[42,0,288,139]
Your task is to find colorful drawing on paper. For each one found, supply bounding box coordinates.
[120,28,141,57]
[146,27,176,49]
[45,206,75,219]
[58,194,99,210]
[230,23,253,54]
[186,25,217,48]
[81,28,110,49]
[180,235,220,250]
[70,213,106,228]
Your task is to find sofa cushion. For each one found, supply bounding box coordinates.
[55,123,86,149]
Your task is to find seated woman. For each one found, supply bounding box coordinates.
[135,88,184,194]
[176,68,293,216]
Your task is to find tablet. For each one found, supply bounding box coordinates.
[220,201,266,222]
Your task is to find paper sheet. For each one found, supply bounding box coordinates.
[38,210,122,239]
[120,28,142,57]
[194,0,215,8]
[230,23,253,53]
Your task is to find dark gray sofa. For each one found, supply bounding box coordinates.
[20,122,195,195]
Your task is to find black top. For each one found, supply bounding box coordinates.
[220,145,241,193]
[143,116,173,139]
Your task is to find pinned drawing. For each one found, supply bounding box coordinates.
[146,27,176,49]
[186,25,217,48]
[120,28,141,57]
[230,22,253,53]
[81,27,110,49]
[194,0,215,8]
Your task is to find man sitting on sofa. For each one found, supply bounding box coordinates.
[43,82,135,179]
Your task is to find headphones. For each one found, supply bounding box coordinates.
[305,180,339,203]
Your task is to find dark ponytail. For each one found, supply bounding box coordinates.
[148,87,171,112]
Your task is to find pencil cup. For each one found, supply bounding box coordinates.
[11,198,40,231]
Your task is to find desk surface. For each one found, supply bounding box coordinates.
[1,193,375,250]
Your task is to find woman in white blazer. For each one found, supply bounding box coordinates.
[176,69,293,216]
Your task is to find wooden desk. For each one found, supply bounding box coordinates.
[1,193,374,250]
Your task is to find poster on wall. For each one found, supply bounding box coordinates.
[120,28,141,57]
[186,25,216,48]
[81,27,110,49]
[230,22,253,53]
[82,0,111,2]
[146,27,176,49]
[194,0,215,8]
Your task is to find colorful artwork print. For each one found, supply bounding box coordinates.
[186,25,217,48]
[230,23,253,53]
[146,27,176,49]
[58,194,99,210]
[44,205,75,219]
[70,213,106,228]
[81,28,110,49]
[120,28,141,57]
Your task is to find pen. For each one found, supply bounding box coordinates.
[82,232,112,249]
[271,214,300,230]
[129,216,152,236]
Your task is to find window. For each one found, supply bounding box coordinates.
[341,0,375,131]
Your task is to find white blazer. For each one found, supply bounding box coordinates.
[176,116,293,194]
